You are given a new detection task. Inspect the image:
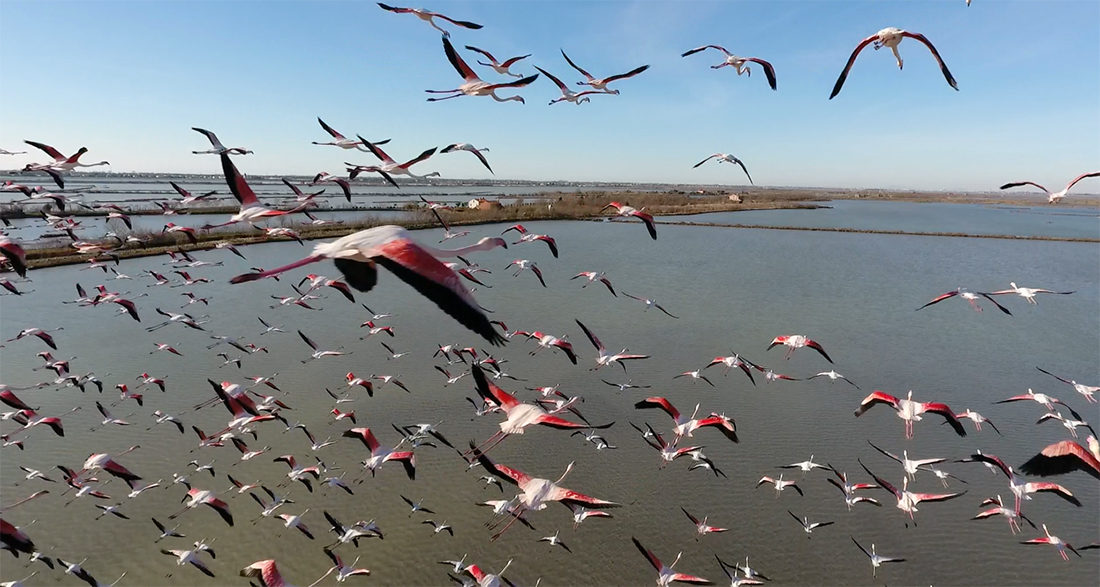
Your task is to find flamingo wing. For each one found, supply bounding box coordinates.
[399,147,438,169]
[472,365,520,409]
[191,127,225,150]
[360,137,395,165]
[632,537,663,572]
[1065,171,1100,191]
[533,413,591,430]
[368,239,503,345]
[534,66,569,92]
[745,57,777,90]
[692,154,720,168]
[1020,440,1100,479]
[681,44,730,57]
[999,180,1048,192]
[630,210,658,240]
[342,427,381,453]
[854,390,899,417]
[921,402,967,436]
[574,319,605,352]
[486,73,539,90]
[603,64,650,84]
[220,152,260,207]
[962,452,1012,478]
[442,36,478,82]
[469,444,529,487]
[24,140,65,161]
[560,49,594,80]
[317,117,345,139]
[1022,482,1082,507]
[858,460,900,498]
[634,396,680,420]
[900,31,958,91]
[500,54,531,68]
[464,45,497,63]
[429,11,482,30]
[669,572,713,584]
[828,34,878,99]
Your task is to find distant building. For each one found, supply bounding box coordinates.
[468,197,502,210]
[727,194,742,203]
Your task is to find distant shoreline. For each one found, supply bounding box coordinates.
[11,189,1099,272]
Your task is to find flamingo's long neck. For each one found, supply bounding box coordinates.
[420,238,504,259]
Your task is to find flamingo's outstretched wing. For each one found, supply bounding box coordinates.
[829,34,878,99]
[900,31,958,91]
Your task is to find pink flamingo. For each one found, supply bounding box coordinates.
[560,49,649,94]
[1000,171,1099,204]
[464,45,530,78]
[312,117,388,151]
[1019,436,1100,480]
[767,334,832,363]
[681,45,777,90]
[342,427,416,479]
[230,226,507,345]
[191,127,252,155]
[377,3,482,37]
[601,201,656,239]
[169,488,234,526]
[854,390,966,439]
[635,396,738,442]
[632,537,711,586]
[427,36,538,103]
[829,27,958,99]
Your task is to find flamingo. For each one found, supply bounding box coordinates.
[191,127,252,155]
[825,465,880,510]
[632,537,711,586]
[767,334,832,363]
[505,259,546,287]
[915,287,1012,314]
[854,389,966,439]
[276,509,315,540]
[623,293,679,318]
[829,27,958,99]
[427,36,538,103]
[460,560,514,587]
[160,547,215,577]
[575,319,650,371]
[860,460,966,520]
[201,153,309,229]
[523,331,577,364]
[466,365,610,455]
[23,140,109,182]
[6,327,62,350]
[312,117,388,151]
[169,488,234,526]
[953,409,1001,434]
[465,45,530,78]
[566,502,613,528]
[682,507,728,537]
[168,181,217,207]
[422,519,454,536]
[807,370,860,389]
[1036,366,1098,404]
[239,559,292,587]
[273,455,323,492]
[231,226,507,344]
[534,65,608,106]
[351,137,440,180]
[1036,411,1094,439]
[788,510,834,537]
[779,456,828,473]
[681,45,777,90]
[987,281,1074,304]
[560,49,649,94]
[714,556,765,586]
[342,427,416,479]
[703,353,757,385]
[377,3,482,37]
[995,387,1073,412]
[471,444,618,540]
[152,517,186,542]
[310,171,354,202]
[317,548,371,583]
[162,222,199,244]
[756,475,803,497]
[1021,524,1081,561]
[851,537,905,577]
[571,271,616,296]
[0,235,27,278]
[538,530,571,552]
[973,495,1035,535]
[635,396,738,442]
[441,143,493,173]
[673,370,715,387]
[1019,436,1100,480]
[77,446,142,482]
[867,441,946,480]
[601,201,656,239]
[322,511,383,548]
[1000,171,1100,204]
[692,153,753,184]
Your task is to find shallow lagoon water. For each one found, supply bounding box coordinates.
[1,204,1097,586]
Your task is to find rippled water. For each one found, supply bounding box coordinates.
[1,207,1097,586]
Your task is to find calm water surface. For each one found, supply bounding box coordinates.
[1,206,1097,586]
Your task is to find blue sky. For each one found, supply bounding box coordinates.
[1,0,1097,191]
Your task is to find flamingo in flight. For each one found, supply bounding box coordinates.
[441,143,493,173]
[571,271,617,296]
[1021,524,1082,561]
[377,3,482,37]
[534,65,608,106]
[169,181,216,207]
[681,45,777,90]
[851,537,906,578]
[973,495,1036,535]
[854,389,966,439]
[635,396,738,442]
[915,287,1012,315]
[1036,366,1098,404]
[466,364,610,456]
[632,536,711,586]
[311,171,354,202]
[1000,171,1099,204]
[191,127,252,155]
[312,117,389,151]
[692,153,753,184]
[767,334,832,363]
[239,559,291,587]
[987,282,1074,305]
[352,137,440,180]
[23,140,109,186]
[682,507,728,537]
[958,452,1080,515]
[575,319,650,371]
[230,226,508,344]
[829,27,958,99]
[560,49,649,94]
[1019,436,1100,480]
[169,488,234,526]
[427,36,538,103]
[601,201,657,239]
[465,45,531,78]
[470,443,618,540]
[342,427,416,479]
[859,460,965,521]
